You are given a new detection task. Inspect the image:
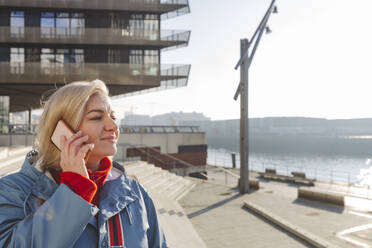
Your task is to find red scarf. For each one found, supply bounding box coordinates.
[50,157,113,206]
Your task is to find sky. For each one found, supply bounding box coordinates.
[112,0,372,121]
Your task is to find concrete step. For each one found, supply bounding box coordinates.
[139,170,168,187]
[123,160,151,167]
[0,159,23,177]
[166,180,191,199]
[172,181,196,201]
[141,173,170,191]
[0,146,31,170]
[146,174,174,192]
[129,167,162,181]
[156,176,184,195]
[8,146,32,157]
[124,162,155,174]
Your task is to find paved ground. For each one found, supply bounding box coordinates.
[179,166,372,248]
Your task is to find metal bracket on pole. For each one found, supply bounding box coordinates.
[233,0,276,100]
[233,82,242,101]
[234,0,276,70]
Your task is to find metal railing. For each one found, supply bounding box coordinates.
[1,27,190,49]
[208,156,364,186]
[119,125,201,134]
[0,124,202,135]
[0,62,189,84]
[118,143,208,177]
[121,64,191,96]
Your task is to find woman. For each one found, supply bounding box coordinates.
[0,80,168,248]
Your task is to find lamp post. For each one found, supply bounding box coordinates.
[234,0,278,194]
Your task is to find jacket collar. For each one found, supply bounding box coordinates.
[98,161,139,223]
[20,155,59,201]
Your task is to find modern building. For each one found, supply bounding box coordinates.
[0,0,191,117]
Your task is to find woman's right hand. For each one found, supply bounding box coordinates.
[59,131,94,178]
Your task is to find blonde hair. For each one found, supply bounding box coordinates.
[36,79,109,171]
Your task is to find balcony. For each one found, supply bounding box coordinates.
[0,62,190,111]
[0,27,190,49]
[0,0,190,18]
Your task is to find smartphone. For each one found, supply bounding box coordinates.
[51,120,74,150]
[51,120,91,161]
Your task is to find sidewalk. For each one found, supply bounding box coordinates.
[179,167,372,248]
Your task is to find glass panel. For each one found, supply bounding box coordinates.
[70,17,84,36]
[56,15,69,36]
[72,49,84,63]
[10,48,24,74]
[41,12,55,38]
[41,48,55,75]
[56,49,69,63]
[130,14,144,38]
[108,49,121,64]
[10,11,24,38]
[129,50,143,64]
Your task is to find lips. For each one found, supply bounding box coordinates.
[101,135,117,143]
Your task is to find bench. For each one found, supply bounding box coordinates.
[258,169,315,186]
[298,187,344,206]
[238,179,260,190]
[291,171,315,186]
[291,171,306,178]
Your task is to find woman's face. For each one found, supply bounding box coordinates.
[79,93,119,167]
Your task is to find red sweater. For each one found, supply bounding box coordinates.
[50,157,112,206]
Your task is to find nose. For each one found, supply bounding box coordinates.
[104,116,118,132]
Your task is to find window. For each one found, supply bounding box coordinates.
[144,50,159,64]
[41,12,85,38]
[41,12,55,38]
[41,48,55,74]
[129,50,143,64]
[71,13,85,36]
[70,49,84,64]
[129,50,143,76]
[144,50,159,75]
[108,49,121,64]
[130,14,144,38]
[41,48,84,74]
[10,47,24,74]
[56,12,69,36]
[10,11,24,38]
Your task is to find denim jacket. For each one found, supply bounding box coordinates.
[0,154,168,248]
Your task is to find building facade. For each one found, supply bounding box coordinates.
[0,0,191,114]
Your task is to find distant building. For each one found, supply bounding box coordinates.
[121,114,152,125]
[122,111,210,126]
[153,111,210,125]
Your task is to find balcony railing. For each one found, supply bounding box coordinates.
[120,64,191,96]
[0,62,189,86]
[0,27,190,48]
[160,0,190,19]
[0,0,189,16]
